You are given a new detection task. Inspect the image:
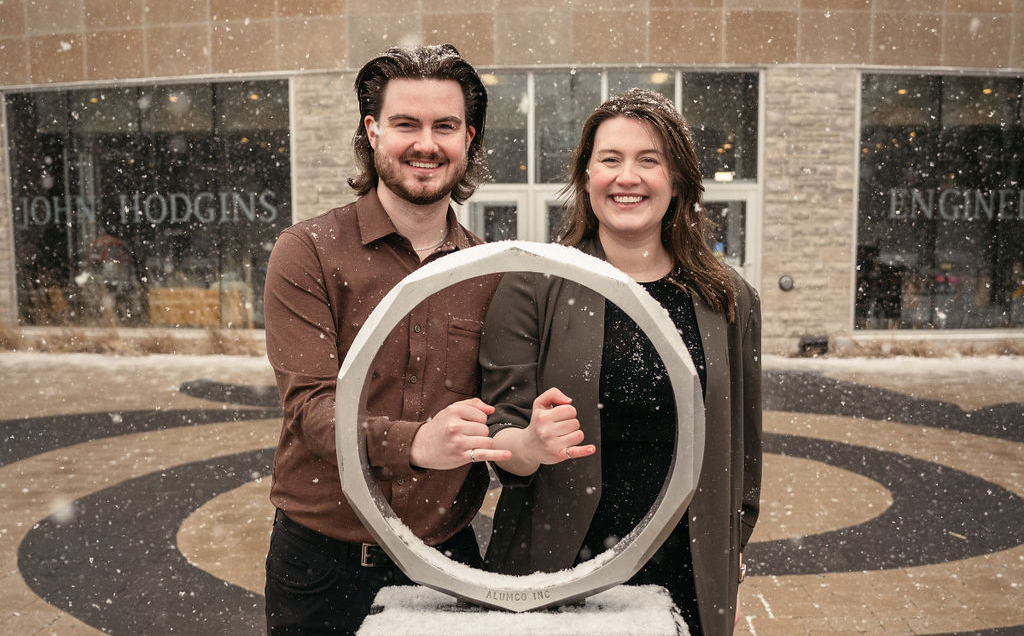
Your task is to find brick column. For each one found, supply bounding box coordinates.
[760,66,859,355]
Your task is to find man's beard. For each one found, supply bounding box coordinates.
[375,151,468,206]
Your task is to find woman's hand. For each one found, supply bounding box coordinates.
[525,387,596,465]
[491,387,596,476]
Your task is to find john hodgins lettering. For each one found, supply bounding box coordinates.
[17,190,279,228]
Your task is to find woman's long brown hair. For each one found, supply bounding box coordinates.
[559,88,736,321]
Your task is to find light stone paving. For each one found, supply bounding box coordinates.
[0,419,281,635]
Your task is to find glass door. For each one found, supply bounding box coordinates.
[457,184,761,287]
[456,186,565,243]
[455,188,528,242]
[705,181,760,285]
[533,185,568,242]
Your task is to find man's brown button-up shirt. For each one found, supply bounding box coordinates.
[264,189,499,545]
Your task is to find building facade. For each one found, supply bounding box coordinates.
[2,0,1023,355]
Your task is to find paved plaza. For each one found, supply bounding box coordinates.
[1,351,1022,636]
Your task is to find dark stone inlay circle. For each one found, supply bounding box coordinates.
[18,448,272,636]
[10,369,1024,636]
[745,434,1024,576]
[1,407,281,468]
[178,378,282,408]
[764,369,1024,443]
[17,431,1024,634]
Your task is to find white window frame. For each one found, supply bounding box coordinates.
[456,68,764,288]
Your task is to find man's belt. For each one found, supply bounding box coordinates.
[274,509,393,568]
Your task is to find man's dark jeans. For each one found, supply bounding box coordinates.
[265,517,481,635]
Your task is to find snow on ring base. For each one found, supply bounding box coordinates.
[335,240,705,612]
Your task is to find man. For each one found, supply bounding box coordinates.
[262,44,509,635]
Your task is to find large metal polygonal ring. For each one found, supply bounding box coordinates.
[335,241,705,612]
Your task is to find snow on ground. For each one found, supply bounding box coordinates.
[1,350,1020,417]
[762,353,1024,410]
[0,351,275,418]
[0,350,272,373]
[1,349,1019,373]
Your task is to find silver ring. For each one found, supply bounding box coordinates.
[469,449,477,463]
[564,448,572,461]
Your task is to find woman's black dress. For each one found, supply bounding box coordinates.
[577,277,708,635]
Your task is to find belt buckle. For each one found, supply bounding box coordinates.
[361,543,390,567]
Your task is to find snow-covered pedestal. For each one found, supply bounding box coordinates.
[357,585,689,636]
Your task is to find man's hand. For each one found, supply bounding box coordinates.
[524,387,596,466]
[409,398,510,470]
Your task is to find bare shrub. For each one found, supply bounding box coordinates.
[203,327,265,356]
[0,323,17,351]
[830,338,1024,358]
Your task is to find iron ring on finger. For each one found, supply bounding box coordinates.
[565,448,572,461]
[469,449,477,463]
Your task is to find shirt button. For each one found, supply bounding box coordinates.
[413,324,422,333]
[409,375,417,384]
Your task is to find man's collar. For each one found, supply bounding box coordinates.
[355,189,398,245]
[355,188,474,249]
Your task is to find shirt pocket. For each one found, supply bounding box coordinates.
[443,317,483,396]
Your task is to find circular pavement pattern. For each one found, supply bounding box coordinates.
[5,367,1024,636]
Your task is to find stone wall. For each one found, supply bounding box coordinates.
[760,66,859,355]
[0,103,14,328]
[3,1,1022,87]
[290,73,360,222]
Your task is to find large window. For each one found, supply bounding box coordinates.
[463,69,759,273]
[858,74,1024,329]
[485,69,758,187]
[6,80,290,329]
[481,72,528,184]
[534,69,603,184]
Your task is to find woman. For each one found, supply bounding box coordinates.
[479,88,761,636]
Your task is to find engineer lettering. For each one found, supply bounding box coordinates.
[888,187,1024,221]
